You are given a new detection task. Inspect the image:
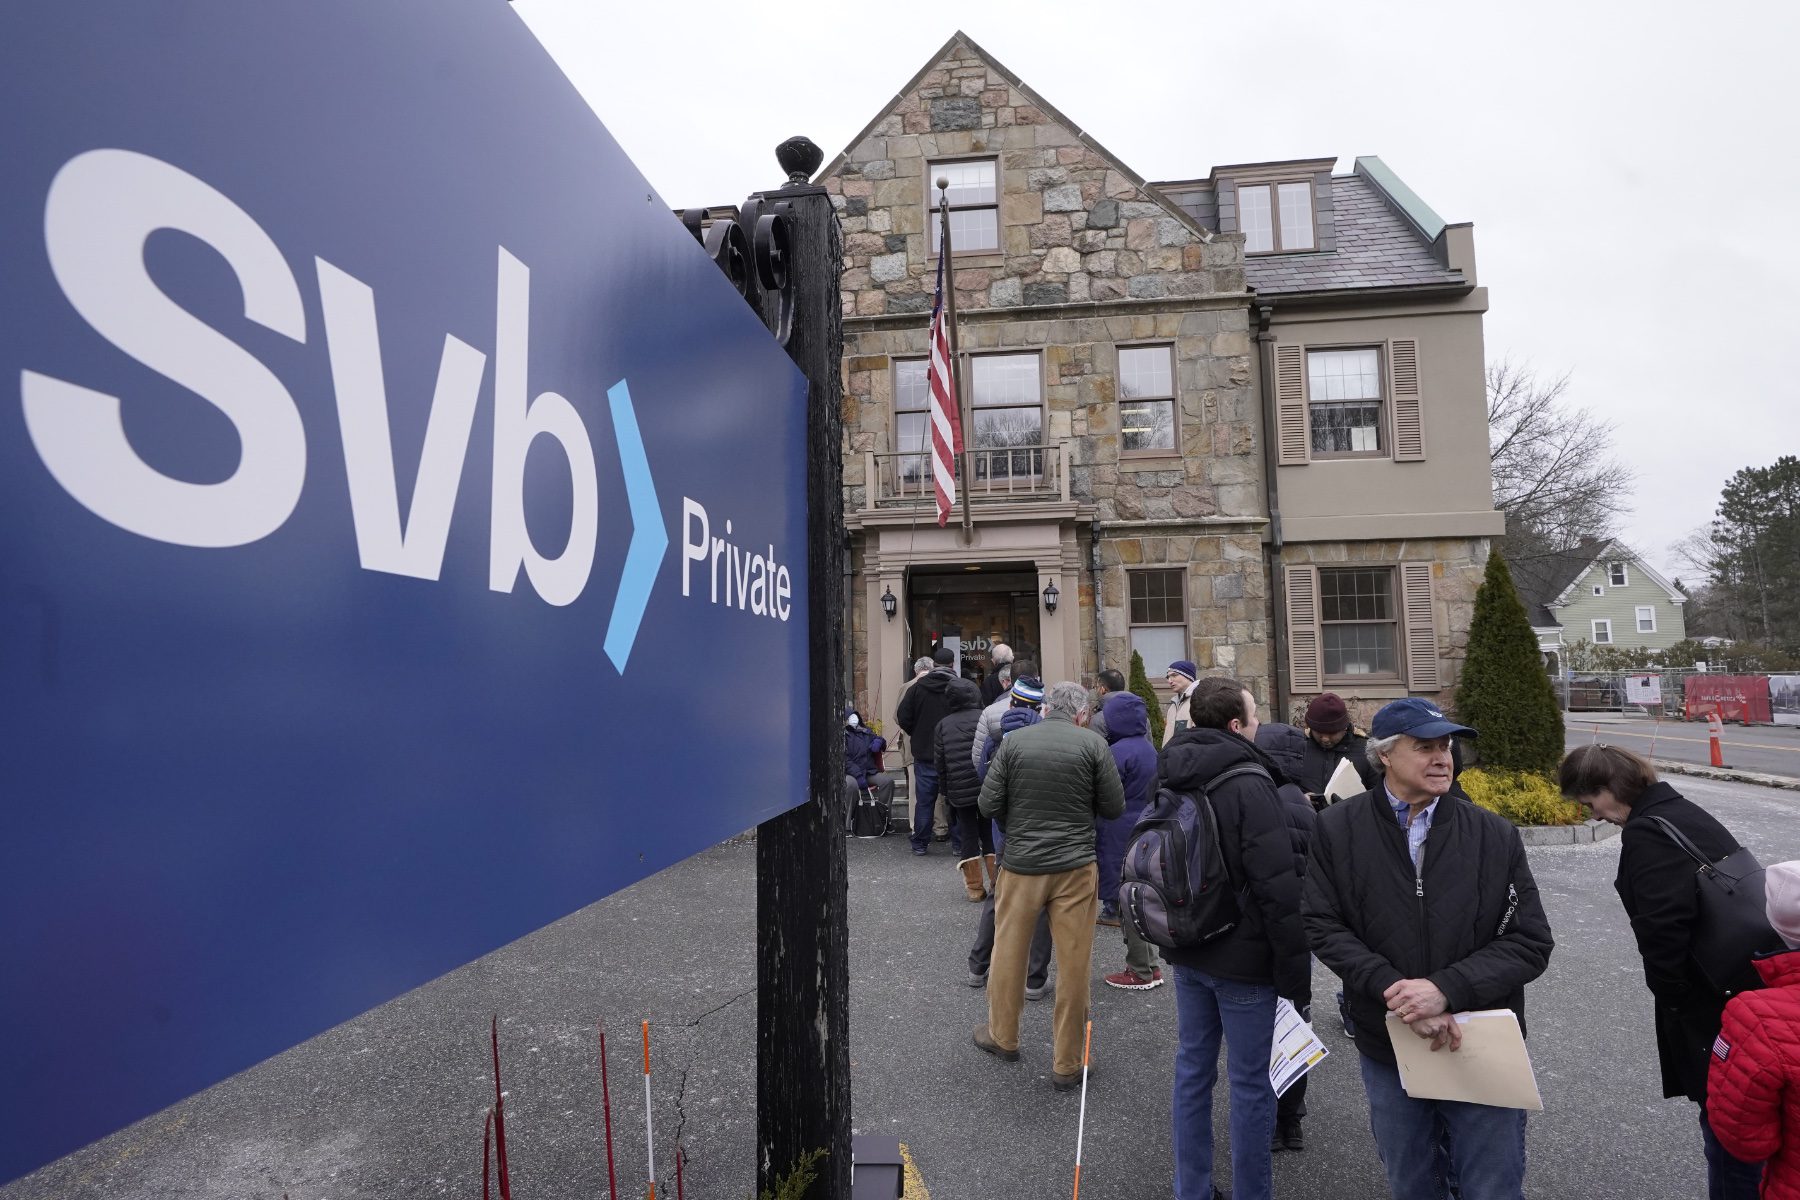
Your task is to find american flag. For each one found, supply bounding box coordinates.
[927,253,963,527]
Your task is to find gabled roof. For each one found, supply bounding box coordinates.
[1509,539,1687,626]
[815,31,1210,242]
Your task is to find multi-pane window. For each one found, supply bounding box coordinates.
[894,353,1043,484]
[927,159,999,255]
[1637,606,1657,633]
[1118,345,1176,453]
[1237,180,1315,254]
[1610,562,1629,586]
[1320,567,1400,680]
[1593,619,1613,645]
[1129,569,1187,678]
[970,353,1043,479]
[1307,348,1383,456]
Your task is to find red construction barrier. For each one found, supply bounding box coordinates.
[1685,675,1774,724]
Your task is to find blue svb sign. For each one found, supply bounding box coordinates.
[0,3,810,1181]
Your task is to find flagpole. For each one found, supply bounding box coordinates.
[935,179,975,548]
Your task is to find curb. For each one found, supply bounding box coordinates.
[1653,760,1800,792]
[1517,819,1619,847]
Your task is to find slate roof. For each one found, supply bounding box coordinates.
[1506,540,1612,628]
[1243,173,1465,295]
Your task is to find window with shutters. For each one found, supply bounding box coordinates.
[1320,567,1402,682]
[1128,568,1187,678]
[1308,348,1384,457]
[1118,344,1177,454]
[927,158,999,256]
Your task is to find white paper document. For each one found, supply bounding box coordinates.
[1385,1010,1544,1111]
[1324,757,1363,802]
[1270,998,1328,1098]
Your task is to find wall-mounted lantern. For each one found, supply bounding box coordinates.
[881,585,898,622]
[1042,580,1060,616]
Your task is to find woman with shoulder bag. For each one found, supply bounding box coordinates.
[1560,744,1768,1198]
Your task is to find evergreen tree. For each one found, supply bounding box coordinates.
[1455,551,1564,776]
[1128,650,1165,746]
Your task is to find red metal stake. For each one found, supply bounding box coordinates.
[491,1017,512,1200]
[482,1108,494,1200]
[676,1145,685,1200]
[600,1023,620,1200]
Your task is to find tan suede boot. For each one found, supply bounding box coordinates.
[957,857,987,901]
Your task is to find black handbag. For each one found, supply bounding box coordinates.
[1645,815,1786,996]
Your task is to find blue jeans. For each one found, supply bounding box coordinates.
[1699,1104,1764,1199]
[1359,1053,1526,1200]
[910,762,940,851]
[1171,964,1277,1200]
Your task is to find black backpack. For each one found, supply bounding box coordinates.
[1120,765,1268,950]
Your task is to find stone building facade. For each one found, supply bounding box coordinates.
[824,33,1503,751]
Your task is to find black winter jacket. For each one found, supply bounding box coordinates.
[896,669,959,759]
[1616,781,1745,1102]
[1304,787,1554,1065]
[1157,728,1310,1006]
[1296,728,1379,798]
[1250,724,1318,878]
[934,707,986,809]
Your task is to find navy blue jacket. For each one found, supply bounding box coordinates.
[1096,692,1156,909]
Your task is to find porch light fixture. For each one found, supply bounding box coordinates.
[881,585,897,621]
[1042,580,1060,615]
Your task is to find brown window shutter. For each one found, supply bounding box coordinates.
[1285,564,1322,692]
[1275,344,1310,466]
[1401,561,1440,691]
[1390,338,1424,461]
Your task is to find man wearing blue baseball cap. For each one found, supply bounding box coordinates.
[1303,697,1555,1200]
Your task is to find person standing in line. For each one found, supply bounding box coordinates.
[896,645,958,857]
[1561,744,1766,1198]
[1707,861,1800,1198]
[1159,678,1309,1200]
[973,660,1037,772]
[966,696,1054,998]
[974,681,1124,1090]
[1097,689,1162,990]
[1307,698,1553,1200]
[1252,720,1322,1154]
[934,678,994,901]
[1089,667,1126,741]
[982,642,1015,706]
[1161,659,1199,747]
[1294,692,1378,802]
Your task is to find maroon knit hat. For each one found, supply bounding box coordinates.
[1304,692,1350,735]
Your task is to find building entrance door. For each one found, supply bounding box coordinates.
[906,566,1042,695]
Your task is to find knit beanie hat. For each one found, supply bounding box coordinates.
[1167,660,1198,685]
[1010,675,1045,706]
[1305,692,1351,735]
[1767,861,1800,950]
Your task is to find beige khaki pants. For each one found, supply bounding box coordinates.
[986,862,1099,1076]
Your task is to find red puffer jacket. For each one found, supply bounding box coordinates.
[1709,950,1800,1196]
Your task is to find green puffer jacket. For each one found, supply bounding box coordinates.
[978,715,1125,875]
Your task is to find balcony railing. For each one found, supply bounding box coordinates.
[864,441,1071,508]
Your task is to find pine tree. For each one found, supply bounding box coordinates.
[1128,650,1165,746]
[1455,551,1564,776]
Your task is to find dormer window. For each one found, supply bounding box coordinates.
[1238,180,1315,254]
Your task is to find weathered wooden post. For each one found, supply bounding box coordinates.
[746,136,851,1200]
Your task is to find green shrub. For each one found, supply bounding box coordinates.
[1455,552,1564,776]
[1128,650,1165,746]
[1461,767,1586,826]
[758,1148,827,1200]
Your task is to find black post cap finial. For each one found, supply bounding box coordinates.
[776,136,824,185]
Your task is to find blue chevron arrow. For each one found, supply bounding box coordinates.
[603,379,667,673]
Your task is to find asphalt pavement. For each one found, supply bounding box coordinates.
[7,774,1800,1200]
[1565,712,1800,779]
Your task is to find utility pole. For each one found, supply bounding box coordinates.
[747,136,850,1200]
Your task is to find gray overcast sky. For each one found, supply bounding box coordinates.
[512,0,1799,580]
